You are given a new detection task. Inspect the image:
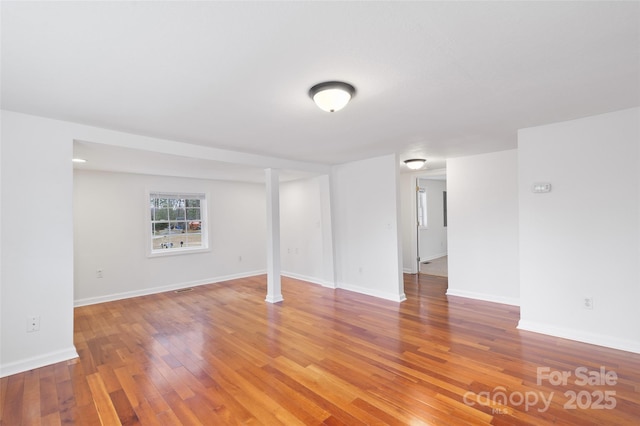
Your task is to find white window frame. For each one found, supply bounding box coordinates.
[417,186,428,228]
[147,191,210,257]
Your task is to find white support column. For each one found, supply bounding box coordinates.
[265,168,283,303]
[319,174,337,288]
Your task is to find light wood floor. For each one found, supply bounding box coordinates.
[2,274,639,425]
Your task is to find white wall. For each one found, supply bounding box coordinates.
[447,150,520,305]
[74,170,266,305]
[331,154,405,301]
[280,176,335,287]
[417,178,448,262]
[518,107,640,353]
[1,111,78,377]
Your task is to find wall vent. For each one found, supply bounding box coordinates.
[174,288,194,294]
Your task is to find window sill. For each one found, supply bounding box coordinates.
[148,247,210,258]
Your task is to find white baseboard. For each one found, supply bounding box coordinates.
[265,294,284,303]
[420,252,448,262]
[0,347,79,378]
[446,288,519,306]
[74,270,267,307]
[281,271,336,288]
[403,267,417,274]
[337,282,407,302]
[517,320,640,354]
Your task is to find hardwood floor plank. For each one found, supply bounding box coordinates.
[2,374,25,426]
[160,390,202,426]
[241,363,331,424]
[108,389,140,426]
[38,365,60,418]
[40,411,62,426]
[270,356,390,425]
[0,376,8,424]
[113,366,143,410]
[153,359,195,401]
[86,372,122,425]
[22,369,41,425]
[73,402,103,426]
[2,274,639,424]
[55,378,77,424]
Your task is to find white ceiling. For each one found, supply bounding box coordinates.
[2,1,639,180]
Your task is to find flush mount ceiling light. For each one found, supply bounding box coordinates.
[309,81,356,112]
[404,159,427,170]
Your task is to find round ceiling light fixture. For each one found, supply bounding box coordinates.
[309,81,356,112]
[404,159,427,170]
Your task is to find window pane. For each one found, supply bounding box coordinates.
[154,222,169,235]
[186,199,200,208]
[186,233,202,247]
[186,208,200,220]
[154,208,167,221]
[152,236,164,250]
[157,198,169,209]
[169,221,187,234]
[187,221,201,233]
[169,207,185,220]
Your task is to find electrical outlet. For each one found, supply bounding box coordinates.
[583,297,594,310]
[96,269,103,278]
[27,316,40,332]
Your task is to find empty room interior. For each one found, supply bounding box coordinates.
[1,2,639,425]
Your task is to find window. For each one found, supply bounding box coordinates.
[417,187,428,228]
[149,192,207,255]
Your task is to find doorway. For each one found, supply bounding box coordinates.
[416,176,448,277]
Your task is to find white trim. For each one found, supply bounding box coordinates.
[403,268,416,274]
[282,271,336,288]
[337,282,407,302]
[74,270,266,307]
[446,288,520,306]
[517,320,640,354]
[265,294,284,303]
[148,246,211,258]
[0,347,79,378]
[419,252,447,262]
